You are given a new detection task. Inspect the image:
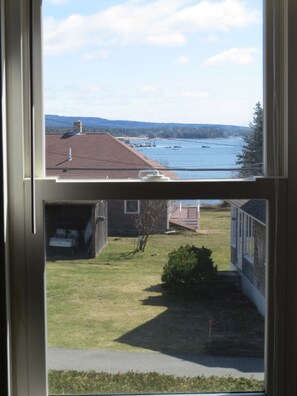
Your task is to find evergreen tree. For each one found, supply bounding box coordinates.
[236,102,263,177]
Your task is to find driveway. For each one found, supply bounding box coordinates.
[48,348,264,379]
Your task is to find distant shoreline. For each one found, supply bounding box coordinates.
[117,136,238,141]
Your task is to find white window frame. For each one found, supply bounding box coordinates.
[3,1,297,396]
[231,206,238,248]
[243,214,255,264]
[124,200,140,214]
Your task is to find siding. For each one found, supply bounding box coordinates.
[108,200,168,236]
[254,223,266,295]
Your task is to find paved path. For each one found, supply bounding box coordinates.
[48,349,264,379]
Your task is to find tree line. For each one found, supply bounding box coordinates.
[46,125,248,139]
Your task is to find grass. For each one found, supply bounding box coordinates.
[48,370,264,394]
[198,206,232,269]
[47,207,232,352]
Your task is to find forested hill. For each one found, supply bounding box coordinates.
[45,114,249,139]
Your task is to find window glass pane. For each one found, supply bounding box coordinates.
[43,0,263,180]
[46,199,266,394]
[125,200,140,214]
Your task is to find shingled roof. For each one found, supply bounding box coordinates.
[229,199,266,225]
[46,132,177,180]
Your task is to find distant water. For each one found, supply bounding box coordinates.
[132,137,243,180]
[130,137,244,204]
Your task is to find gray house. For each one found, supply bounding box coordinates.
[229,199,266,316]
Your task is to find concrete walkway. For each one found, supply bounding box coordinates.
[48,348,264,379]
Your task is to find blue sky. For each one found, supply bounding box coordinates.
[43,0,263,126]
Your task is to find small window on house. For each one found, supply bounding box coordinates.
[125,200,140,214]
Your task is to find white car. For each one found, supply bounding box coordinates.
[49,229,80,248]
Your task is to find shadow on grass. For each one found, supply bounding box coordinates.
[116,286,264,367]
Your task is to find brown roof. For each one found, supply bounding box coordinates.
[46,132,177,180]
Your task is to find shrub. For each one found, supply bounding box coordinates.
[161,245,217,294]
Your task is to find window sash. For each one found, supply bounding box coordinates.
[24,177,284,396]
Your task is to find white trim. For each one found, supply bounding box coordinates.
[243,215,255,264]
[230,206,238,248]
[241,274,266,317]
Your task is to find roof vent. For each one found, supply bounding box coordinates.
[68,148,72,161]
[139,169,170,181]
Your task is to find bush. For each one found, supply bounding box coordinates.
[161,245,217,294]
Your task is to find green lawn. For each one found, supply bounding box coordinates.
[47,207,231,352]
[49,371,264,394]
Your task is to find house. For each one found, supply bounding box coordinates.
[46,130,177,256]
[46,129,175,180]
[229,199,266,316]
